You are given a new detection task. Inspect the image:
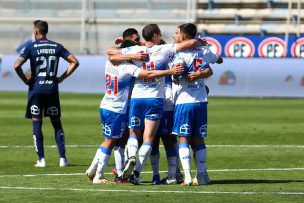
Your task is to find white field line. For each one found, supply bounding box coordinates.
[1,144,304,148]
[0,186,303,195]
[1,168,304,178]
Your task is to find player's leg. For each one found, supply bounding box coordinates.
[45,93,69,167]
[172,103,193,185]
[192,102,209,185]
[26,93,45,167]
[130,118,160,185]
[93,138,117,184]
[92,108,125,184]
[171,134,184,183]
[129,98,163,185]
[159,111,178,184]
[122,98,145,180]
[150,134,160,184]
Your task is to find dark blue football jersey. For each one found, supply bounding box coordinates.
[20,38,70,93]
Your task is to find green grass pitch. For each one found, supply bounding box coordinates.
[0,91,304,202]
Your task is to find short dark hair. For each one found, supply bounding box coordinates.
[120,39,139,49]
[33,20,48,35]
[122,28,138,40]
[178,23,197,39]
[142,24,161,41]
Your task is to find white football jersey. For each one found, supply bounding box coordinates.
[172,46,219,105]
[163,76,174,111]
[100,61,141,114]
[122,44,177,98]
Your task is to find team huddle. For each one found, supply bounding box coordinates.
[86,23,223,186]
[14,20,223,186]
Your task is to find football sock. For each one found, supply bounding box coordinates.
[179,142,192,182]
[166,147,177,178]
[135,142,152,173]
[150,148,160,176]
[89,147,101,170]
[114,143,124,176]
[51,120,66,159]
[32,120,44,160]
[96,146,112,178]
[126,135,138,158]
[173,139,181,174]
[195,144,207,174]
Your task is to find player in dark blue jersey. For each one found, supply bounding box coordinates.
[14,20,79,167]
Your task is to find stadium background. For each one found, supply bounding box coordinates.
[0,0,303,97]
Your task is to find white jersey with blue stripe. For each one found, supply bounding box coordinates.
[163,76,174,111]
[172,46,219,105]
[122,44,177,99]
[100,61,141,114]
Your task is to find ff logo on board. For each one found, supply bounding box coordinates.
[205,37,222,55]
[224,37,255,58]
[291,37,304,58]
[258,37,286,58]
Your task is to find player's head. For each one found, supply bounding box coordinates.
[142,24,162,44]
[173,23,197,43]
[33,20,48,39]
[120,39,139,49]
[122,28,140,43]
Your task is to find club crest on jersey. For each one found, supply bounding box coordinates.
[30,105,40,115]
[180,124,191,134]
[102,124,111,136]
[130,116,140,127]
[47,106,58,115]
[199,124,207,136]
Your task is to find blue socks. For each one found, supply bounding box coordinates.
[33,120,44,160]
[51,120,66,159]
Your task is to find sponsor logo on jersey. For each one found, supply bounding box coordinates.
[258,37,286,58]
[225,37,255,58]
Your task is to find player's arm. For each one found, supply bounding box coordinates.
[14,56,31,85]
[175,38,207,52]
[107,48,148,63]
[186,66,213,82]
[138,64,184,79]
[57,54,79,83]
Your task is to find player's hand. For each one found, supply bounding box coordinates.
[171,63,184,75]
[197,38,208,46]
[186,72,201,82]
[114,37,123,45]
[56,77,64,83]
[25,76,33,86]
[133,51,149,61]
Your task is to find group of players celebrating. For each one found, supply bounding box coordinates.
[86,23,223,186]
[14,20,222,186]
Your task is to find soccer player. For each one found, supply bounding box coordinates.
[13,20,79,167]
[111,28,142,181]
[108,24,206,185]
[85,40,184,184]
[171,23,222,186]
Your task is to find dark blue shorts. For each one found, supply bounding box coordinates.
[25,92,61,119]
[156,111,173,137]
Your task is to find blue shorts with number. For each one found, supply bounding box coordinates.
[25,92,61,119]
[128,98,163,130]
[172,102,208,138]
[157,111,173,137]
[100,108,127,139]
